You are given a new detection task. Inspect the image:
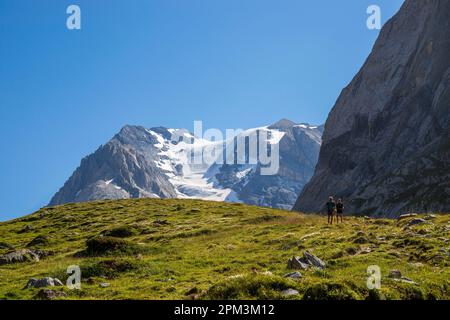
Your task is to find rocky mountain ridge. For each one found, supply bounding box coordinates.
[50,119,323,209]
[294,0,450,217]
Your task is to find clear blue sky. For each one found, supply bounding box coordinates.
[0,0,404,220]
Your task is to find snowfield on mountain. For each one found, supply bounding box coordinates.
[50,119,322,210]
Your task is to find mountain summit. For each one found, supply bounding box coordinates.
[294,0,450,217]
[50,120,322,209]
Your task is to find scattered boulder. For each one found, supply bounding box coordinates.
[359,247,372,254]
[281,288,299,297]
[284,272,302,279]
[99,282,110,288]
[303,251,326,269]
[25,277,63,289]
[398,277,417,285]
[388,270,402,279]
[424,214,437,220]
[287,256,310,270]
[388,272,417,285]
[406,218,427,227]
[35,289,66,300]
[0,249,49,265]
[398,214,418,220]
[287,251,326,270]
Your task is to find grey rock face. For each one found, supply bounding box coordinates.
[0,249,49,265]
[25,277,63,288]
[213,119,322,209]
[294,0,450,217]
[287,256,310,270]
[303,251,326,269]
[398,213,418,220]
[50,120,322,210]
[287,251,326,270]
[49,125,178,206]
[388,270,402,279]
[280,288,299,296]
[284,271,302,279]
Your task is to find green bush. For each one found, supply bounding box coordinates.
[85,237,129,255]
[82,259,137,279]
[302,281,363,300]
[204,274,296,300]
[103,226,136,238]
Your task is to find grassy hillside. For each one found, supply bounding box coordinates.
[0,198,449,300]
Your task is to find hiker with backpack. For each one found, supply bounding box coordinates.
[336,198,344,223]
[326,196,336,225]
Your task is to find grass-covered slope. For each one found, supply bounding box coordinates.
[0,199,449,300]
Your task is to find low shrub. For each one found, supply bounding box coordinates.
[204,274,296,300]
[82,259,138,279]
[302,281,363,300]
[103,226,136,238]
[85,237,129,255]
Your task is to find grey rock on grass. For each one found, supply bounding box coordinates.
[35,289,66,300]
[284,272,302,279]
[0,249,49,265]
[288,251,326,270]
[281,288,299,297]
[25,277,63,289]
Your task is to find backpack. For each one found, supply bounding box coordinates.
[326,201,335,211]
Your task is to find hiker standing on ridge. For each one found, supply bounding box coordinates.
[336,199,344,223]
[326,196,336,225]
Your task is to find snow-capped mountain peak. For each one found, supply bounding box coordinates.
[49,119,322,210]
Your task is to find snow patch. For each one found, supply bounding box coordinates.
[143,126,286,202]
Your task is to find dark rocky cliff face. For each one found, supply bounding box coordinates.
[294,0,450,217]
[49,126,178,206]
[237,120,321,209]
[214,119,322,210]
